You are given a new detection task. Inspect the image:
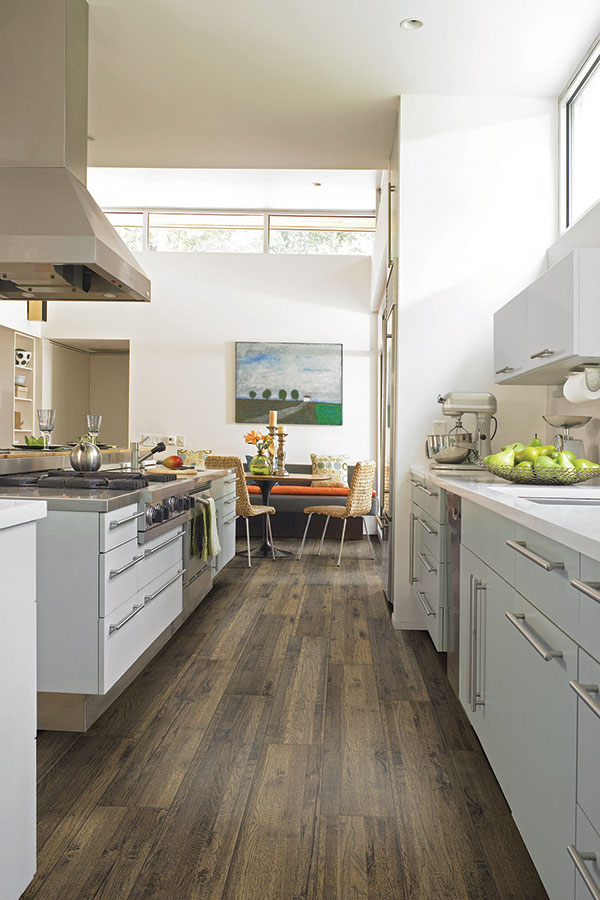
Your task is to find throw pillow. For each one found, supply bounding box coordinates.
[310,452,349,487]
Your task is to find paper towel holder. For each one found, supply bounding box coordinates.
[566,365,600,394]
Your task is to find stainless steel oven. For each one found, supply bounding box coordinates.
[182,483,213,616]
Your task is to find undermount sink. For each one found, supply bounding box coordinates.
[521,497,600,506]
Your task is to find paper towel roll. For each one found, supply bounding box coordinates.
[563,371,599,403]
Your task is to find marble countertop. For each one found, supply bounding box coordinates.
[410,463,600,560]
[0,498,47,530]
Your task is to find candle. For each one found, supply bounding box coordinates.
[277,424,285,434]
[269,409,277,427]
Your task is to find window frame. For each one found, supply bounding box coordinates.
[105,208,376,255]
[560,35,600,230]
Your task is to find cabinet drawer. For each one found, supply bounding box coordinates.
[219,514,236,569]
[211,473,236,500]
[99,503,142,552]
[138,527,184,590]
[574,649,600,838]
[461,499,516,584]
[101,563,183,693]
[413,529,445,650]
[573,806,600,900]
[511,525,579,639]
[413,502,443,562]
[574,556,600,664]
[409,476,444,523]
[99,537,143,617]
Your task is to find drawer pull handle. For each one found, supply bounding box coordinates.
[416,589,436,617]
[144,530,184,557]
[144,569,185,604]
[569,680,600,720]
[495,366,515,374]
[530,348,556,359]
[505,611,564,661]
[109,603,144,634]
[567,845,600,900]
[571,579,600,604]
[224,515,237,525]
[224,475,236,483]
[409,512,416,585]
[506,539,564,571]
[416,483,438,498]
[109,511,144,530]
[416,517,437,536]
[109,554,144,579]
[224,497,237,506]
[417,550,437,574]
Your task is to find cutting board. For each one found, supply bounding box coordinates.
[151,466,197,477]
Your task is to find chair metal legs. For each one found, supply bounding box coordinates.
[363,517,375,559]
[245,517,252,567]
[297,512,313,560]
[317,516,330,555]
[266,513,276,560]
[337,518,347,567]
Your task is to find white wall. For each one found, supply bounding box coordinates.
[392,95,558,628]
[0,306,41,339]
[43,253,375,463]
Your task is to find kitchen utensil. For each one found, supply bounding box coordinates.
[542,415,591,458]
[482,462,600,485]
[36,409,56,450]
[86,414,102,444]
[425,432,472,464]
[70,440,101,471]
[437,392,498,461]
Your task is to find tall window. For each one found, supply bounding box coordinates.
[563,43,600,226]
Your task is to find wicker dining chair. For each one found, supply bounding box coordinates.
[297,460,376,566]
[205,455,275,567]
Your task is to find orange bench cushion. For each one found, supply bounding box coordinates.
[247,485,376,497]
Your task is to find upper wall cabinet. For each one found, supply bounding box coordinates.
[494,249,600,385]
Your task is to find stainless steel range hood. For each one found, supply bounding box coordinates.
[0,0,150,303]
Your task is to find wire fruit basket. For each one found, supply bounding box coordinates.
[482,463,600,485]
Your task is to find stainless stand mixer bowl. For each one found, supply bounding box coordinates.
[426,432,473,464]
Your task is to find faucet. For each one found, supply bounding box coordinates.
[130,440,166,472]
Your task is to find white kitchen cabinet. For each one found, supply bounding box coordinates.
[493,290,528,381]
[495,249,600,385]
[573,806,600,900]
[409,475,448,650]
[212,474,237,574]
[0,502,46,900]
[573,649,600,838]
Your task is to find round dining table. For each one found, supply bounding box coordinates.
[243,471,331,558]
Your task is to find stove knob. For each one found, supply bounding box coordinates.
[146,506,154,525]
[153,503,163,523]
[162,501,171,520]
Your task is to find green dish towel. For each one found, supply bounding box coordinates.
[201,497,221,560]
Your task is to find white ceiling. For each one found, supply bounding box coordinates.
[87,168,379,211]
[87,0,600,170]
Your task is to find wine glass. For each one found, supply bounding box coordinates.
[37,409,56,451]
[87,414,102,445]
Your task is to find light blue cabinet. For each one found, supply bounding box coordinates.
[410,475,448,650]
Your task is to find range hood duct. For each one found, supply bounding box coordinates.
[0,0,150,302]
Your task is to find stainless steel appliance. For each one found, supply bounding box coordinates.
[182,483,214,616]
[446,492,461,695]
[431,392,498,466]
[425,431,472,465]
[542,415,591,459]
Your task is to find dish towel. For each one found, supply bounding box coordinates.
[189,507,205,559]
[202,497,221,560]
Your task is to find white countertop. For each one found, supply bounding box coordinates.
[410,464,600,560]
[0,499,47,531]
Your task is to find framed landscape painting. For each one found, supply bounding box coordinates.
[235,341,343,425]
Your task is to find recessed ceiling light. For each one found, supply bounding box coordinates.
[400,18,423,30]
[312,182,322,187]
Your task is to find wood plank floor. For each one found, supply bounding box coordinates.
[24,538,548,900]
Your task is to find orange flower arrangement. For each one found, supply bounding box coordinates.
[244,430,273,454]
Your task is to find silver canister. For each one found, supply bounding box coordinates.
[70,440,102,471]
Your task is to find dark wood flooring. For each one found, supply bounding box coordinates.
[24,538,548,900]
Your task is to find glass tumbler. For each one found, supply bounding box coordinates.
[37,409,56,451]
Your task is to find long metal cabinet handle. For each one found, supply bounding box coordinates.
[224,514,237,526]
[417,483,438,497]
[187,564,209,585]
[570,680,600,719]
[568,845,600,900]
[530,348,556,359]
[416,590,436,617]
[144,569,185,604]
[506,539,564,571]
[109,554,144,579]
[505,611,564,661]
[571,579,600,604]
[416,516,437,536]
[224,497,237,506]
[409,512,416,585]
[109,603,144,634]
[144,530,184,557]
[470,579,485,712]
[417,550,437,574]
[109,511,144,530]
[495,366,515,374]
[224,475,236,484]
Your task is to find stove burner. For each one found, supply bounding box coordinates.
[0,469,149,491]
[146,472,177,482]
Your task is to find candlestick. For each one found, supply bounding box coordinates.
[276,429,288,476]
[269,409,277,427]
[266,425,277,474]
[277,424,285,434]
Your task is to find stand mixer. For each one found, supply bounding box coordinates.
[426,392,498,468]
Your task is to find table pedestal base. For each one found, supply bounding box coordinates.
[237,540,294,559]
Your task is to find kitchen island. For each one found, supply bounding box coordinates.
[409,463,600,900]
[0,499,47,900]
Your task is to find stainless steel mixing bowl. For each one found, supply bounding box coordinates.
[425,432,472,464]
